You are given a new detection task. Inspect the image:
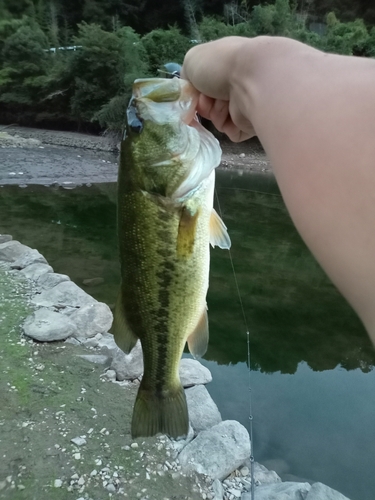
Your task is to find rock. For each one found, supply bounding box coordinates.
[53,479,63,488]
[23,308,77,342]
[242,482,311,500]
[0,235,12,244]
[306,482,350,500]
[179,358,212,387]
[71,437,87,447]
[97,332,118,353]
[32,280,96,308]
[82,277,104,287]
[178,420,250,480]
[78,354,111,366]
[36,272,70,290]
[185,384,221,433]
[69,302,113,339]
[11,249,47,269]
[212,478,224,500]
[0,240,30,262]
[253,462,282,485]
[239,153,246,158]
[20,263,53,280]
[170,424,195,454]
[110,340,143,381]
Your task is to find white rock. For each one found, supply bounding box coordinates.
[104,369,117,381]
[70,302,113,338]
[78,354,111,365]
[110,340,143,381]
[178,420,250,480]
[170,424,195,453]
[239,153,245,158]
[71,437,87,446]
[20,263,53,280]
[0,234,12,244]
[54,479,63,488]
[32,280,96,308]
[36,272,70,290]
[242,482,311,500]
[212,479,224,500]
[253,462,282,485]
[306,482,351,500]
[0,240,30,262]
[185,385,221,433]
[23,308,77,342]
[179,359,212,387]
[11,249,47,269]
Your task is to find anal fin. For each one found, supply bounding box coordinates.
[209,208,231,249]
[187,306,209,358]
[111,288,138,354]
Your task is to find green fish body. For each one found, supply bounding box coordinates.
[113,78,230,439]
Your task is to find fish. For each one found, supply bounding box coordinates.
[113,77,231,439]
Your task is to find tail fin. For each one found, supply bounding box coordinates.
[131,382,189,439]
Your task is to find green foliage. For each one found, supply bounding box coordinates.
[0,19,51,105]
[250,0,296,36]
[141,26,191,73]
[198,16,237,41]
[68,23,125,122]
[322,16,370,54]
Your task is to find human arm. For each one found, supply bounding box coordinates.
[182,36,375,343]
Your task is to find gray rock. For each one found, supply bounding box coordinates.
[36,272,70,290]
[110,340,143,381]
[185,384,221,433]
[71,437,86,447]
[170,424,195,454]
[20,263,53,280]
[97,332,118,353]
[178,420,250,480]
[0,240,30,262]
[11,249,47,269]
[253,462,282,485]
[306,482,350,500]
[243,482,311,500]
[32,281,96,308]
[212,478,224,500]
[77,354,111,366]
[179,358,212,387]
[0,234,12,243]
[70,302,113,339]
[23,308,77,342]
[82,277,104,287]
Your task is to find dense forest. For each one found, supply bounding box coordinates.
[0,0,374,131]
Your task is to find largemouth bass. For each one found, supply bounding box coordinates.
[113,77,231,439]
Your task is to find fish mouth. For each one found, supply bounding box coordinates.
[130,78,199,127]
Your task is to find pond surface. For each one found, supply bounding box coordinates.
[1,170,374,500]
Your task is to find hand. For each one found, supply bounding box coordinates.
[182,38,256,142]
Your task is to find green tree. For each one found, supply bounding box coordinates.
[68,23,125,123]
[141,26,191,73]
[96,26,150,130]
[323,15,369,54]
[0,20,51,106]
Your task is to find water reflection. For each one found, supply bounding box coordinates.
[1,170,375,500]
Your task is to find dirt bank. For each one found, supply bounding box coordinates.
[0,125,271,186]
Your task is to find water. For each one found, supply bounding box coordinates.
[1,170,374,500]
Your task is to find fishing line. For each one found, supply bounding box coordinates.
[214,188,255,500]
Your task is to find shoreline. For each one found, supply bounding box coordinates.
[0,125,272,187]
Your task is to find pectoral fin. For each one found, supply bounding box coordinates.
[177,206,200,257]
[112,288,138,354]
[209,209,231,249]
[187,307,209,358]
